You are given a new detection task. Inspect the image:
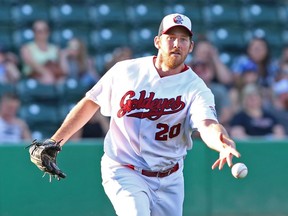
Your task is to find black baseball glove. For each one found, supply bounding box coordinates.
[26,139,66,182]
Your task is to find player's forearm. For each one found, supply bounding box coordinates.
[51,97,100,145]
[198,120,235,152]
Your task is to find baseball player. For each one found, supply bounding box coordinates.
[28,13,241,216]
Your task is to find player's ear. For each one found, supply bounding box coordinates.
[154,36,160,49]
[189,41,194,53]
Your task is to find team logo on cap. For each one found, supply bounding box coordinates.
[173,15,184,24]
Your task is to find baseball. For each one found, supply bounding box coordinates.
[231,163,248,179]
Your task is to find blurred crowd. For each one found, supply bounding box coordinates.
[0,19,288,144]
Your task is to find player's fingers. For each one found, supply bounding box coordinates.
[230,148,241,158]
[211,160,218,169]
[211,159,220,169]
[226,154,233,167]
[219,158,226,170]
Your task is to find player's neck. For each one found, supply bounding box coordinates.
[153,56,186,77]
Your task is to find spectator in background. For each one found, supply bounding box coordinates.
[231,37,278,88]
[231,37,278,108]
[229,84,285,140]
[230,37,280,112]
[235,59,259,88]
[20,20,65,84]
[0,46,21,84]
[104,46,133,71]
[81,112,110,139]
[268,46,288,135]
[229,59,259,113]
[71,112,110,140]
[0,93,31,143]
[60,38,100,88]
[191,39,233,87]
[271,79,288,135]
[191,58,233,129]
[275,45,288,82]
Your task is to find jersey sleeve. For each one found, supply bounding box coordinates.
[85,66,115,116]
[189,89,218,129]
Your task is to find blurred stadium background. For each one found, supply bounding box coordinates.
[1,0,288,72]
[1,0,288,139]
[1,0,288,216]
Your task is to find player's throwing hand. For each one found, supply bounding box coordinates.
[212,134,241,170]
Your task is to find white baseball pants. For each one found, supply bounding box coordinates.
[101,154,184,216]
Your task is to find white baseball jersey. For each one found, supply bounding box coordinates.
[86,56,217,171]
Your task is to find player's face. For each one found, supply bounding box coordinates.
[156,27,193,69]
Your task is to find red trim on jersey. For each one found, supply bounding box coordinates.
[181,64,189,72]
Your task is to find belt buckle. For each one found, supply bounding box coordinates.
[157,168,172,177]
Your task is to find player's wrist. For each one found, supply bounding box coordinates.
[220,133,236,149]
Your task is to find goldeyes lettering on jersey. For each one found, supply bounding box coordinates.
[117,90,186,120]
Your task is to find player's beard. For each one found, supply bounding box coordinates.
[166,50,188,69]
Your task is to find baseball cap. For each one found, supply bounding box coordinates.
[241,59,258,73]
[273,79,288,95]
[158,13,193,37]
